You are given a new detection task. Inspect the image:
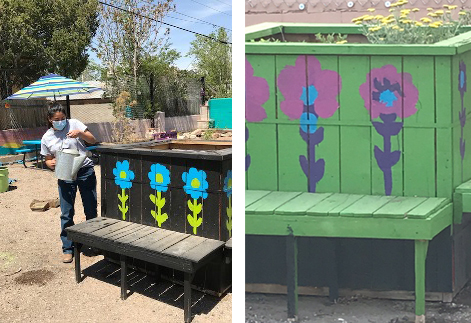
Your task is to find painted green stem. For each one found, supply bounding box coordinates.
[226,196,232,237]
[118,188,129,220]
[187,198,203,235]
[150,191,168,227]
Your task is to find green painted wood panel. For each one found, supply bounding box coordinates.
[435,56,453,124]
[452,54,464,189]
[315,125,340,194]
[278,125,308,191]
[276,55,303,121]
[340,195,395,217]
[373,196,428,218]
[246,123,278,191]
[370,56,404,196]
[275,192,332,215]
[340,126,372,194]
[461,50,471,183]
[246,54,277,121]
[245,190,271,207]
[306,193,361,216]
[407,198,450,219]
[246,191,302,215]
[403,128,436,197]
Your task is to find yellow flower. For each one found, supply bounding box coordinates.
[449,5,458,10]
[427,8,433,11]
[435,10,444,15]
[446,10,451,14]
[402,19,413,23]
[392,25,400,29]
[379,37,384,40]
[400,9,411,15]
[429,24,439,28]
[443,4,450,8]
[420,17,432,23]
[390,3,399,7]
[400,28,404,31]
[460,11,467,16]
[389,8,395,12]
[375,14,384,19]
[412,8,420,12]
[355,21,363,25]
[415,21,423,26]
[367,8,376,12]
[363,15,374,21]
[428,12,438,17]
[400,14,408,19]
[387,14,394,18]
[336,40,348,44]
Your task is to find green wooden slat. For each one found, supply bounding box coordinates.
[461,50,471,183]
[315,125,340,194]
[455,179,471,193]
[370,56,403,196]
[245,190,271,207]
[245,23,284,41]
[246,123,278,190]
[278,125,308,192]
[306,193,361,216]
[452,55,464,190]
[340,195,395,217]
[373,196,428,218]
[407,197,450,219]
[403,128,436,197]
[435,56,453,125]
[246,191,303,215]
[436,128,453,199]
[275,192,332,215]
[462,193,471,212]
[246,203,453,240]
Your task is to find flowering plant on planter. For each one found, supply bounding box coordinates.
[352,1,468,44]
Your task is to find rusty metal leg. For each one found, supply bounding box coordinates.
[121,254,128,300]
[74,243,82,283]
[287,229,298,321]
[184,272,195,323]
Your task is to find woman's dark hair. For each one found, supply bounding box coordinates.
[47,102,67,128]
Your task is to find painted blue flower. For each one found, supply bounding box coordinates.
[148,163,170,192]
[300,85,318,106]
[182,167,208,200]
[223,170,232,197]
[113,160,135,189]
[300,112,318,133]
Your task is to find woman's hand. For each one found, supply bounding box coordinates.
[67,130,82,138]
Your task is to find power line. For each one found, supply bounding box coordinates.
[189,0,231,16]
[98,1,231,45]
[212,0,232,6]
[172,11,231,31]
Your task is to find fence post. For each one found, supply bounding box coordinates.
[154,111,165,133]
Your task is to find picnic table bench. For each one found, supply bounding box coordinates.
[66,217,225,323]
[245,190,454,323]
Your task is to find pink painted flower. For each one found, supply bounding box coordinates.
[245,58,269,122]
[277,55,341,120]
[360,65,418,119]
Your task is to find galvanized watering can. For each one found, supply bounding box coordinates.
[55,140,87,181]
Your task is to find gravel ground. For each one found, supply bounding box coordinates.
[245,289,471,323]
[0,164,231,323]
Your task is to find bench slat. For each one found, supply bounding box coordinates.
[182,239,225,263]
[275,192,332,215]
[225,238,232,249]
[146,233,190,253]
[245,190,272,207]
[101,222,149,240]
[306,194,363,216]
[91,221,134,238]
[406,197,450,219]
[68,217,119,234]
[129,228,176,248]
[114,226,158,244]
[373,196,428,218]
[164,235,208,258]
[340,195,395,217]
[246,191,302,215]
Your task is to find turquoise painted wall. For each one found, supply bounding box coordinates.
[209,98,232,129]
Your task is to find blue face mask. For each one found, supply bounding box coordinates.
[52,119,67,131]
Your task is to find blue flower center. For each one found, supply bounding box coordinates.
[300,112,318,133]
[460,70,465,89]
[379,90,397,107]
[300,85,318,106]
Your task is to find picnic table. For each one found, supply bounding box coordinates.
[20,140,43,169]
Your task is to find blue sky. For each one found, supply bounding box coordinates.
[90,0,232,70]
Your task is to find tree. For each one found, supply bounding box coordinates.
[187,28,232,99]
[94,0,174,100]
[0,0,99,99]
[79,60,106,82]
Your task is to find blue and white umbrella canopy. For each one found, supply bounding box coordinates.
[6,74,101,100]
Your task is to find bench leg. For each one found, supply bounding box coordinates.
[287,230,298,321]
[121,255,128,300]
[327,238,339,303]
[22,153,27,168]
[74,243,82,283]
[415,240,429,323]
[184,272,195,323]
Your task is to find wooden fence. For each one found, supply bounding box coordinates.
[0,100,48,130]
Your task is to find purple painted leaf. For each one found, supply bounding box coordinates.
[246,155,251,171]
[461,138,466,159]
[299,155,309,177]
[374,146,401,169]
[311,158,325,183]
[372,120,403,137]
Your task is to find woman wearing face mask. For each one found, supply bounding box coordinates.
[40,102,98,263]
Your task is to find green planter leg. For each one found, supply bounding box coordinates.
[415,240,429,323]
[287,228,298,321]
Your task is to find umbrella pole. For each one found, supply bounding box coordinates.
[66,95,71,118]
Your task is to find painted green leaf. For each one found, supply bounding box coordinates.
[149,194,156,204]
[194,202,202,214]
[151,209,157,220]
[118,193,129,203]
[158,197,166,208]
[195,216,202,227]
[118,204,123,213]
[187,214,194,226]
[156,213,168,227]
[187,199,194,211]
[226,206,232,217]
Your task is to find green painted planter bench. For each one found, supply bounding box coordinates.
[246,22,471,323]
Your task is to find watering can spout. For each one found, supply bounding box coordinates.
[72,153,87,177]
[55,148,86,181]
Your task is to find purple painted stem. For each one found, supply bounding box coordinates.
[299,104,325,193]
[372,113,402,196]
[460,95,466,181]
[246,126,251,171]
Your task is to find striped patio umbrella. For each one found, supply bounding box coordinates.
[6,73,102,117]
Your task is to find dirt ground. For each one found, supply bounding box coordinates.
[245,288,471,323]
[0,164,231,323]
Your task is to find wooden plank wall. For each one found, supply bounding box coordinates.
[246,53,471,198]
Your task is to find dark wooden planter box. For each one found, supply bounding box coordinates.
[97,140,232,295]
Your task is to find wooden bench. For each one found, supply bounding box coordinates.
[245,190,454,323]
[66,217,225,323]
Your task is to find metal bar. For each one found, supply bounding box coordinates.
[74,243,82,283]
[287,227,298,321]
[121,254,127,300]
[184,272,194,323]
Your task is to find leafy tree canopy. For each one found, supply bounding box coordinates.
[0,0,99,99]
